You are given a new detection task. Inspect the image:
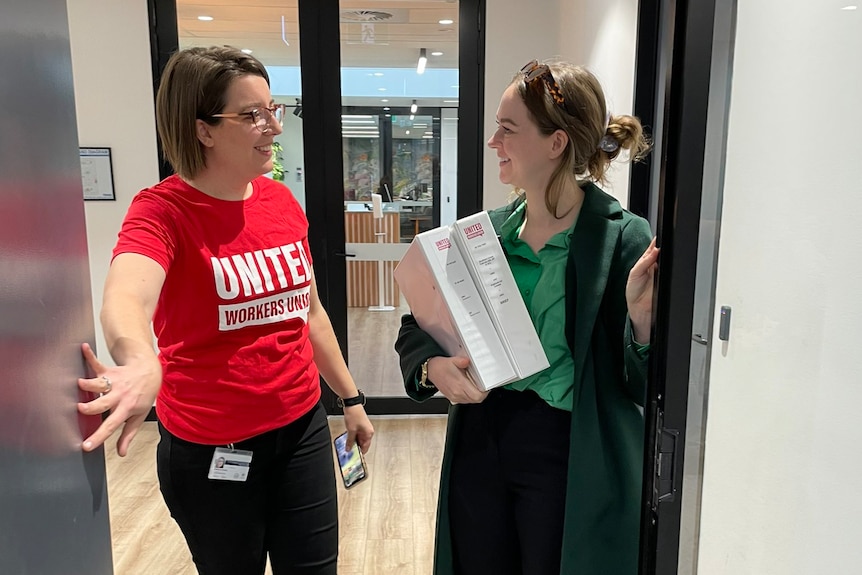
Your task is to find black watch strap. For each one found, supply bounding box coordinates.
[337,389,366,408]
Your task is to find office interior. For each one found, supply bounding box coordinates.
[1,0,860,573]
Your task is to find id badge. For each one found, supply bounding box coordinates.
[207,447,253,482]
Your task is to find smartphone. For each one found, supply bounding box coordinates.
[333,431,368,489]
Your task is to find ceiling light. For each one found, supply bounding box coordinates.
[197,15,214,21]
[416,48,427,75]
[410,100,418,114]
[439,19,454,25]
[406,130,410,135]
[431,51,444,56]
[374,72,384,76]
[841,5,858,9]
[378,88,387,91]
[381,99,389,102]
[241,49,253,54]
[383,107,391,111]
[410,114,415,120]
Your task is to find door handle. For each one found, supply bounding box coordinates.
[333,251,356,258]
[691,333,708,345]
[719,306,731,341]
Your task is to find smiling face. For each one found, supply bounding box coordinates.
[487,84,566,193]
[195,74,283,182]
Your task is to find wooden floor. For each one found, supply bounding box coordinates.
[105,417,447,575]
[347,302,411,397]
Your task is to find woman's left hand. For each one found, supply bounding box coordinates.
[343,405,374,454]
[626,237,660,343]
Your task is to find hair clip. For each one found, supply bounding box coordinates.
[599,134,620,153]
[599,112,619,152]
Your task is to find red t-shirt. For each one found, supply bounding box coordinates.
[113,175,320,444]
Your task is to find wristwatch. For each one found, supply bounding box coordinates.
[417,359,436,390]
[336,389,366,408]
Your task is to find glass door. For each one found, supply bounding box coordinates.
[336,1,460,410]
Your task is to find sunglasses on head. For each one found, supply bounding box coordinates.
[520,60,566,108]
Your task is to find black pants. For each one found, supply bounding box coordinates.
[449,388,572,575]
[157,402,337,575]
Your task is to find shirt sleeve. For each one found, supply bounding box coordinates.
[112,191,178,273]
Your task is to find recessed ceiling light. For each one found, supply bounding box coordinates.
[451,85,459,89]
[439,19,454,25]
[197,15,213,21]
[431,51,444,56]
[406,130,411,135]
[374,72,384,76]
[841,5,857,9]
[381,99,389,102]
[443,100,459,103]
[241,49,253,54]
[378,88,387,91]
[383,107,391,110]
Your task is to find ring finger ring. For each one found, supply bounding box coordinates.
[101,375,112,394]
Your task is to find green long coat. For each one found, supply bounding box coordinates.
[395,183,653,575]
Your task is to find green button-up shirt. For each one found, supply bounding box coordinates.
[500,201,578,411]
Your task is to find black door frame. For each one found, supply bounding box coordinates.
[299,0,484,416]
[633,0,735,573]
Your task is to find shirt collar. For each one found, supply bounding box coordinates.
[500,200,576,251]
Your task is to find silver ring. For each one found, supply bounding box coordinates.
[101,375,112,394]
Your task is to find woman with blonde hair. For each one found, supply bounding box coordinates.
[396,59,658,574]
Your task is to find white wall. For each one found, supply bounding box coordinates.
[482,0,638,210]
[558,0,638,206]
[68,0,160,364]
[698,2,862,573]
[482,1,560,210]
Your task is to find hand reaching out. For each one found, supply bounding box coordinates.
[76,343,162,456]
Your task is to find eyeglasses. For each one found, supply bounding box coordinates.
[209,104,286,133]
[520,60,566,108]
